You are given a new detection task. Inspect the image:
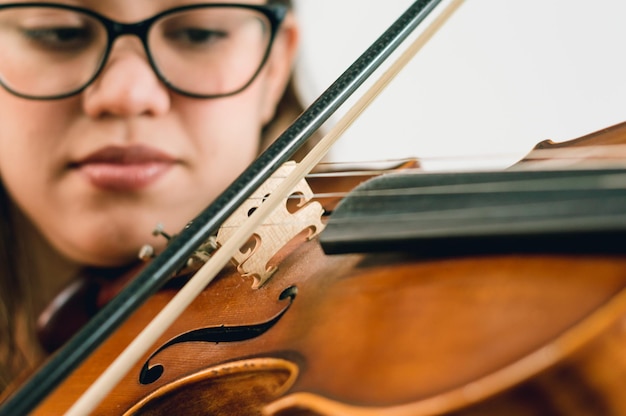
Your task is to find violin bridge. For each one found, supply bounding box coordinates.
[215,161,325,288]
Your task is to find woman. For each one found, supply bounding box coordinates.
[0,0,300,393]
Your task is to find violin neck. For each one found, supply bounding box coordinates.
[321,168,626,256]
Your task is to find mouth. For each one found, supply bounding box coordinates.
[70,145,177,191]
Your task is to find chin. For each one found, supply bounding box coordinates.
[46,196,210,267]
[49,229,164,268]
[63,244,143,268]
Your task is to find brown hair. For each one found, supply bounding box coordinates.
[0,186,22,391]
[0,185,38,393]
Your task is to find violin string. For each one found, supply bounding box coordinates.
[207,169,626,231]
[226,200,626,229]
[233,169,626,203]
[152,148,626,234]
[291,147,626,181]
[219,196,626,229]
[310,143,626,172]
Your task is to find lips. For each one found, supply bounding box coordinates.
[71,145,176,191]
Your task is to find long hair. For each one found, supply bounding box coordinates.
[0,0,301,395]
[0,184,19,390]
[0,184,33,392]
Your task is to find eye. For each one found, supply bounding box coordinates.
[165,27,228,47]
[22,26,94,51]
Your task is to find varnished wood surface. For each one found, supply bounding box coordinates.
[33,237,626,415]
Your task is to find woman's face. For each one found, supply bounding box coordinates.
[0,0,298,266]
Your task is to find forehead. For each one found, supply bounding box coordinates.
[0,0,268,21]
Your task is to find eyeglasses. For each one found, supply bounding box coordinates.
[0,2,287,100]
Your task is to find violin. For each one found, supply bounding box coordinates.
[3,0,626,414]
[24,123,626,416]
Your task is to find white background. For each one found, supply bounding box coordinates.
[292,0,626,170]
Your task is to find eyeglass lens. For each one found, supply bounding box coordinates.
[0,5,275,99]
[151,7,273,97]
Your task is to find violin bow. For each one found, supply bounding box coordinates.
[0,0,459,414]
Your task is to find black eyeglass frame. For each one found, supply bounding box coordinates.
[0,2,288,100]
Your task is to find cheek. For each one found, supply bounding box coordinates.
[0,96,67,192]
[0,93,73,158]
[175,86,268,194]
[0,95,91,260]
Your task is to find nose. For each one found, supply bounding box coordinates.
[82,38,171,118]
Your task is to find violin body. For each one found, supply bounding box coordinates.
[33,141,626,414]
